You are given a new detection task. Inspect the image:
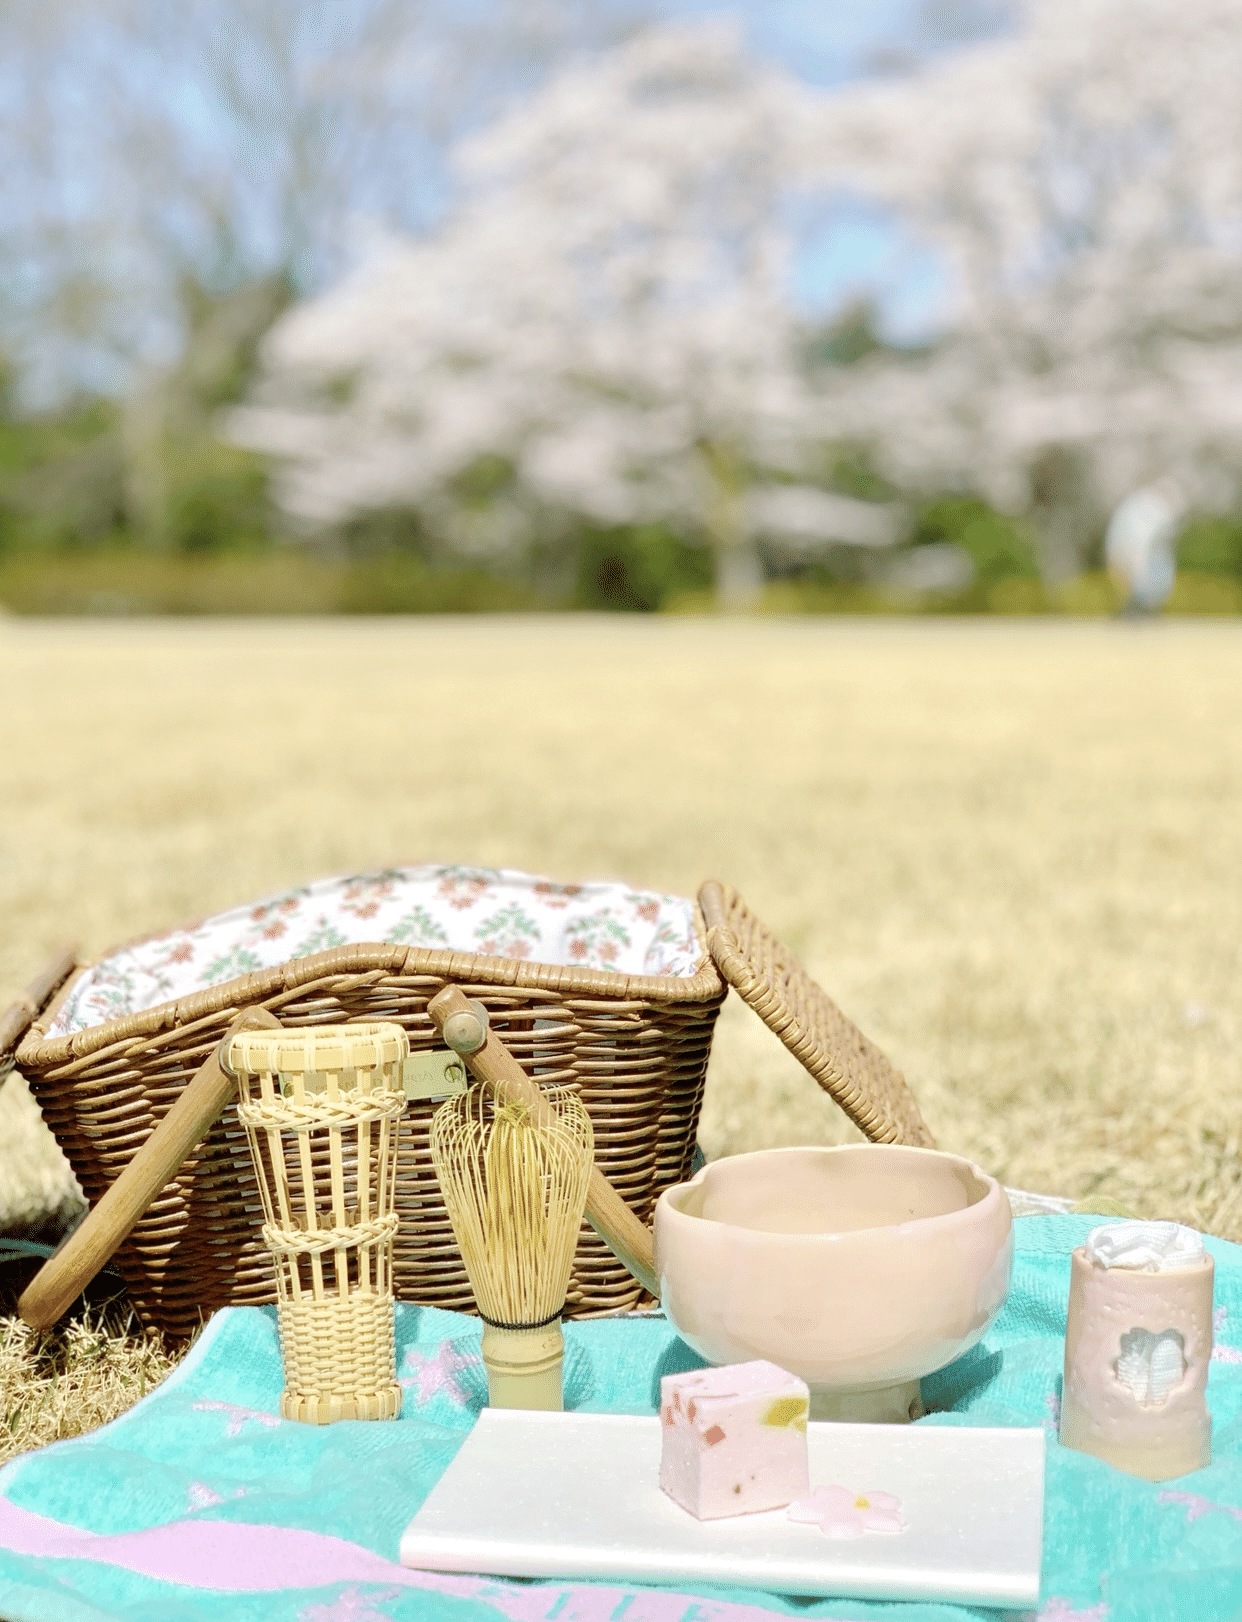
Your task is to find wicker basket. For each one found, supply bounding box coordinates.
[16,939,724,1339]
[11,878,933,1341]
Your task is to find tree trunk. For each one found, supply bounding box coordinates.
[700,440,762,609]
[715,537,763,608]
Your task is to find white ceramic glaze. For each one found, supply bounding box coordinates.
[654,1144,1014,1422]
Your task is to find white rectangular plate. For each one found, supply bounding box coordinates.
[400,1411,1045,1609]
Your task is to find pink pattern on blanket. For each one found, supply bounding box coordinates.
[0,1496,414,1590]
[1157,1488,1242,1525]
[0,1496,790,1622]
[1028,1602,1109,1621]
[192,1398,282,1437]
[398,1342,480,1406]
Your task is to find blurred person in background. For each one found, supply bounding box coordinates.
[1104,482,1186,616]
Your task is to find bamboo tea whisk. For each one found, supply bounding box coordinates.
[430,1084,593,1410]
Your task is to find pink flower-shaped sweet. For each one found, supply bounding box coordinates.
[788,1485,905,1539]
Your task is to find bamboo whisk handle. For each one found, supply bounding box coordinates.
[18,1005,283,1330]
[427,985,660,1299]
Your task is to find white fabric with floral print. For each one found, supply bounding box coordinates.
[49,865,704,1037]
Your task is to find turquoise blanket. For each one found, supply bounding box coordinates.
[4,1215,1242,1622]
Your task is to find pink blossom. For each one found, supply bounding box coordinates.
[788,1485,904,1539]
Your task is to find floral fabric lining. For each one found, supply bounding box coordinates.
[49,865,703,1037]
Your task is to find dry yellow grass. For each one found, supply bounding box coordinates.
[2,613,1241,1452]
[0,1302,178,1463]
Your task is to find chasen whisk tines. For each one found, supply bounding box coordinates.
[430,1083,593,1410]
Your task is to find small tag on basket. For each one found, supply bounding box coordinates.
[402,1050,469,1102]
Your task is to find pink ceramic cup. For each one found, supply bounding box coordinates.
[654,1144,1014,1423]
[1059,1244,1213,1480]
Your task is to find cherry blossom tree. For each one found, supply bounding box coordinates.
[228,21,898,603]
[0,0,642,404]
[805,0,1242,576]
[233,0,1242,595]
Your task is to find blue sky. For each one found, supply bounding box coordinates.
[731,0,1003,336]
[0,0,1001,400]
[684,0,921,80]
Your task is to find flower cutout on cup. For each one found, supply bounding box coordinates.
[788,1485,905,1539]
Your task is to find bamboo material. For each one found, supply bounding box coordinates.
[430,1082,593,1410]
[428,985,660,1298]
[225,1022,408,1424]
[17,1005,282,1330]
[698,880,936,1149]
[0,944,79,1069]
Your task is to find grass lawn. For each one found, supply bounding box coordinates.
[2,612,1241,1453]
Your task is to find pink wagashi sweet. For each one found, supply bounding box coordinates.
[659,1359,809,1520]
[788,1484,905,1539]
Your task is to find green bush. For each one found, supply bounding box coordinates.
[575,524,714,611]
[751,578,894,615]
[1165,571,1242,614]
[986,576,1053,613]
[0,398,129,552]
[1176,516,1242,580]
[0,549,541,616]
[0,551,324,615]
[1051,571,1118,614]
[163,440,272,554]
[908,497,1041,588]
[339,553,536,614]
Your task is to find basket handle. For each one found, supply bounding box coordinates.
[17,1005,283,1330]
[428,985,660,1299]
[0,943,80,1073]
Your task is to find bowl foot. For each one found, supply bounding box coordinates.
[810,1379,923,1424]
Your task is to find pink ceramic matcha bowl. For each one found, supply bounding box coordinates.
[654,1144,1014,1423]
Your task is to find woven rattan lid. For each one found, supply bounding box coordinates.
[698,880,935,1148]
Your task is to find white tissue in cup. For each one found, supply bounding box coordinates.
[1060,1219,1214,1480]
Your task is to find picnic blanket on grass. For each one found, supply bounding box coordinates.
[4,1214,1242,1622]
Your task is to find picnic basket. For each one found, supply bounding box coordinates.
[8,866,933,1341]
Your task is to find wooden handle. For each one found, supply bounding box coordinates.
[427,985,660,1298]
[0,943,80,1063]
[17,1006,283,1330]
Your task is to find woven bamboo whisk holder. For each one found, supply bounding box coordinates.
[224,1022,408,1424]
